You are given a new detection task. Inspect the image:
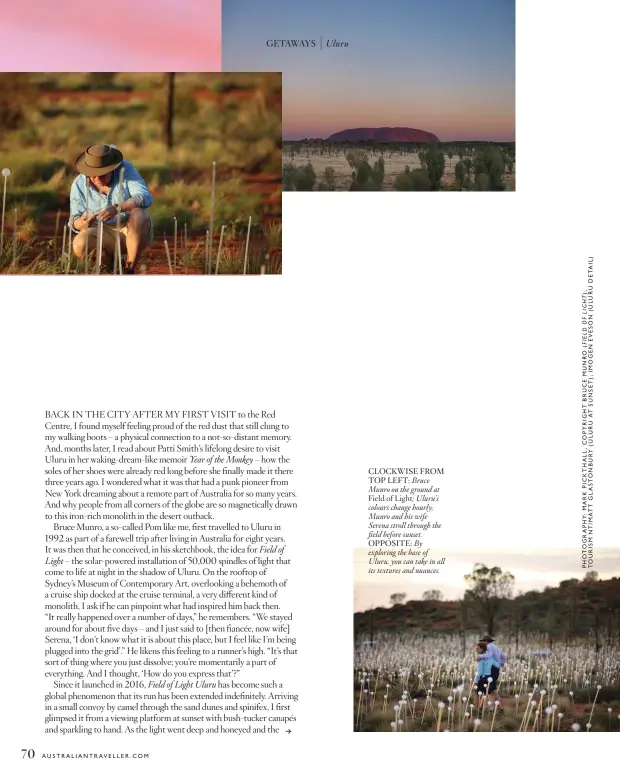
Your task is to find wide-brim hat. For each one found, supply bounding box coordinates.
[75,144,123,176]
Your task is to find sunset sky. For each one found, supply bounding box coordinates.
[0,1,221,71]
[354,549,620,612]
[223,0,515,141]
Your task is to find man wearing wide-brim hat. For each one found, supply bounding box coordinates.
[69,144,154,273]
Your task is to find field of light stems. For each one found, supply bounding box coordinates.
[354,632,620,732]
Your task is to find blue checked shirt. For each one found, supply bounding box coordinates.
[69,161,153,232]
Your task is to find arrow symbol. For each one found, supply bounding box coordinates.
[286,729,291,734]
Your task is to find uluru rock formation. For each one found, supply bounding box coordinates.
[326,127,440,143]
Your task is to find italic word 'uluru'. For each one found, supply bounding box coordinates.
[326,127,440,143]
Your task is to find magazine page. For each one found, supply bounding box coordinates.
[0,1,618,778]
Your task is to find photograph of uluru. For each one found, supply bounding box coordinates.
[223,0,515,191]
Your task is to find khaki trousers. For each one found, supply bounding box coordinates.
[72,211,154,270]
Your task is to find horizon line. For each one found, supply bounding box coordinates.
[283,138,516,144]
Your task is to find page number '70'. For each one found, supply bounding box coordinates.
[21,749,35,759]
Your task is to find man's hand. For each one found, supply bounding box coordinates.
[97,205,119,222]
[82,210,97,224]
[74,211,96,231]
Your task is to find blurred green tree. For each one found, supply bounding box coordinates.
[323,166,337,191]
[474,146,505,190]
[293,163,316,191]
[455,161,469,190]
[464,563,515,635]
[419,146,445,190]
[394,166,431,191]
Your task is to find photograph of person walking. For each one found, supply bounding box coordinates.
[474,636,506,712]
[354,552,620,732]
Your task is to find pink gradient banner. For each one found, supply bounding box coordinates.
[0,0,221,71]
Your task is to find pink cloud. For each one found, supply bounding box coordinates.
[0,1,221,71]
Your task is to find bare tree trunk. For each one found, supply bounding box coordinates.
[515,622,519,653]
[164,73,175,150]
[460,601,468,655]
[487,606,495,637]
[569,590,577,641]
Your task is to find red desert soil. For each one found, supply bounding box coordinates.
[40,89,281,106]
[41,91,154,103]
[20,166,281,275]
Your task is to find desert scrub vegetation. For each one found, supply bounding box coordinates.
[451,146,513,191]
[346,151,385,191]
[262,221,282,249]
[0,73,282,274]
[148,178,262,233]
[282,140,515,191]
[283,162,316,191]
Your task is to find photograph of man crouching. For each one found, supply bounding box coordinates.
[70,144,154,273]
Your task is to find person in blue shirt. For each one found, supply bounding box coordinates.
[70,144,154,273]
[474,640,500,707]
[478,634,506,708]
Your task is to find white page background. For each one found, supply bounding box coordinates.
[1,1,619,775]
